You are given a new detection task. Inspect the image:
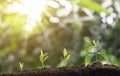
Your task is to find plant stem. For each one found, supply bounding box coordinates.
[41,62,44,68]
[95,51,99,62]
[42,63,43,68]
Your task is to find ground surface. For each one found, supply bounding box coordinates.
[1,62,120,76]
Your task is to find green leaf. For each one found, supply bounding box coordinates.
[79,0,109,15]
[93,40,96,45]
[100,50,109,62]
[65,55,71,62]
[44,53,48,57]
[40,55,43,63]
[88,45,95,51]
[63,48,68,57]
[39,50,48,68]
[19,62,24,71]
[40,50,44,63]
[93,40,99,47]
[40,50,44,57]
[85,54,94,66]
[44,56,48,62]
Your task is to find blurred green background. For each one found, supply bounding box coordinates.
[0,0,120,73]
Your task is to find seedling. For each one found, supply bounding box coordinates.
[39,50,48,68]
[19,61,24,71]
[63,48,71,66]
[85,40,109,66]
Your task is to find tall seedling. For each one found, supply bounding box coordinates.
[39,50,48,68]
[85,40,110,66]
[63,48,71,66]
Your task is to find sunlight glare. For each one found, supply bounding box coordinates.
[21,0,46,32]
[6,0,72,31]
[7,0,47,32]
[47,1,60,8]
[57,0,72,17]
[49,16,59,23]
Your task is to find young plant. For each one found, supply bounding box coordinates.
[19,61,24,71]
[85,40,98,66]
[85,40,109,66]
[63,48,71,66]
[39,50,48,68]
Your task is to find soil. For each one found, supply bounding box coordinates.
[1,62,120,76]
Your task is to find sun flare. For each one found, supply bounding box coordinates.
[7,0,47,31]
[6,0,72,32]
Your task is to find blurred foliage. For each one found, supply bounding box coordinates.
[78,0,109,15]
[0,0,120,73]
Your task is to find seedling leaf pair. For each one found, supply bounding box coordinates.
[19,62,24,71]
[93,40,99,47]
[63,48,71,63]
[39,50,48,68]
[63,48,71,62]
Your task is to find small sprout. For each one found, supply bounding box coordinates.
[39,50,48,68]
[19,61,24,71]
[93,40,99,47]
[63,48,71,66]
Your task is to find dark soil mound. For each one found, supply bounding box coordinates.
[1,62,120,76]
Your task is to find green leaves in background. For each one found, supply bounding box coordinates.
[79,0,109,15]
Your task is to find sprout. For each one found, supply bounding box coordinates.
[63,48,71,66]
[19,61,24,71]
[39,50,48,68]
[85,40,110,66]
